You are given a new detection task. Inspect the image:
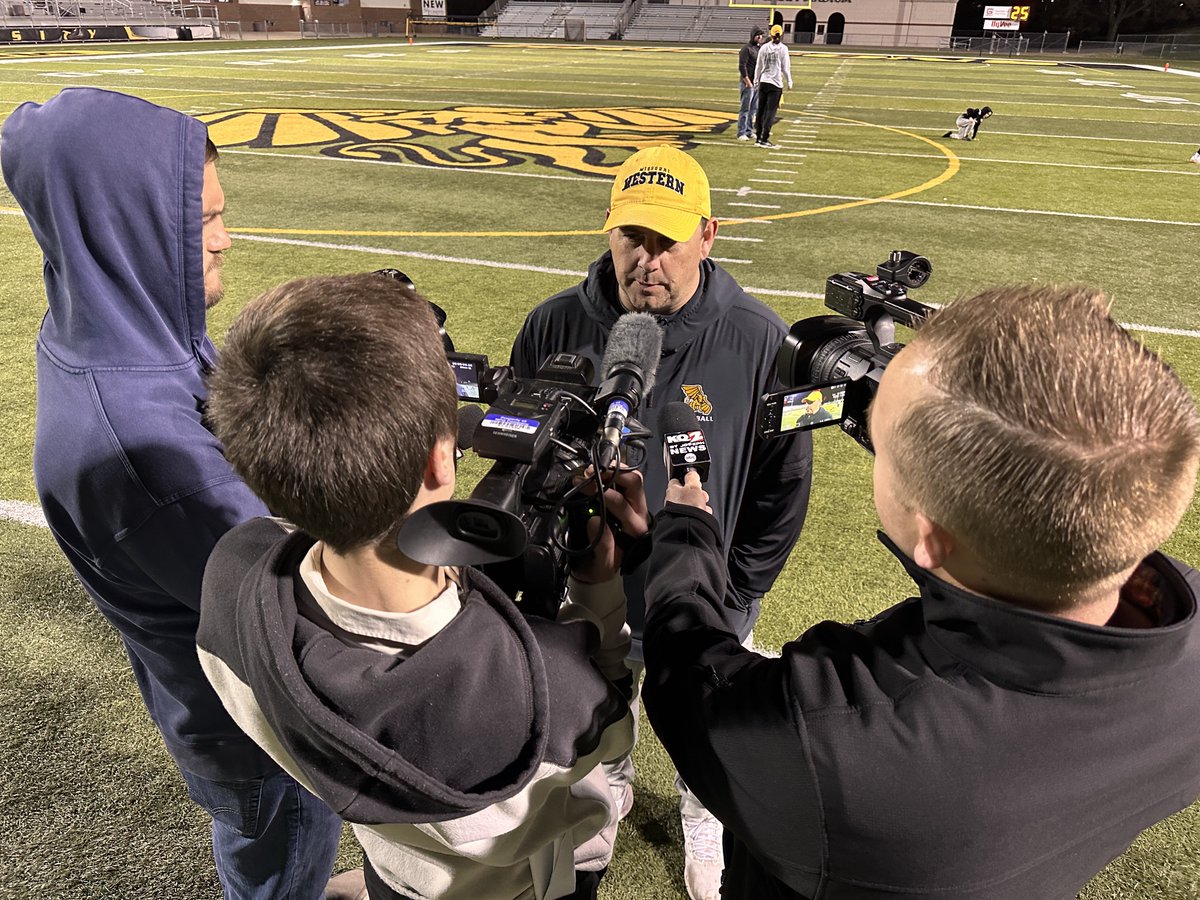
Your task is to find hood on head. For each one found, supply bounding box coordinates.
[1,87,209,368]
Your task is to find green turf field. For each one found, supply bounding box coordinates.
[2,38,1199,899]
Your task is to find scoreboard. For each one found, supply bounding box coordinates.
[983,4,1031,30]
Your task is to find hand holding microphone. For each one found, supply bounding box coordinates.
[660,401,713,514]
[594,312,663,471]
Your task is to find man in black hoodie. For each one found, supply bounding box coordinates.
[738,26,767,141]
[645,284,1200,899]
[200,273,640,900]
[510,144,812,900]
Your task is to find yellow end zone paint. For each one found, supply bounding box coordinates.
[230,112,960,238]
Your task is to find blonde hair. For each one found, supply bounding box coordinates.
[891,285,1200,609]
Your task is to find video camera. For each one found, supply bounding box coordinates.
[397,311,662,619]
[757,251,936,453]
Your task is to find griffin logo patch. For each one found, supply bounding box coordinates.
[681,384,713,417]
[198,106,737,177]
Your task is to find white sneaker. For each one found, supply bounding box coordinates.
[605,757,635,821]
[681,808,724,900]
[1190,151,1200,164]
[759,141,780,149]
[610,779,634,820]
[737,134,751,141]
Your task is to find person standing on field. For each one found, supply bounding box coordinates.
[737,26,766,141]
[753,24,792,149]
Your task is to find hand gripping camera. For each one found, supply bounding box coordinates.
[398,313,661,618]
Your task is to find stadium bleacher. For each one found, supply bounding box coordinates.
[480,1,624,39]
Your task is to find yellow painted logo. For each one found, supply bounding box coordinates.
[197,106,738,177]
[681,384,713,416]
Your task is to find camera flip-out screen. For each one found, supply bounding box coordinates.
[449,353,489,401]
[758,380,849,439]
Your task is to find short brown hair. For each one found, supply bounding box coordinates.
[892,284,1200,608]
[204,137,219,164]
[208,274,457,552]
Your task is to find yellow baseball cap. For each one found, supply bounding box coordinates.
[770,24,783,35]
[804,390,823,403]
[603,145,711,243]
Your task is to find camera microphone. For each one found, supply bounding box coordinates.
[594,312,663,470]
[660,401,711,484]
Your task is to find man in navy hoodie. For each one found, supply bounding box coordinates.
[1,89,344,898]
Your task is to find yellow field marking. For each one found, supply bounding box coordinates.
[745,114,959,224]
[232,112,959,238]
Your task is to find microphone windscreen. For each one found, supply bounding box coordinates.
[599,312,663,395]
[457,404,486,450]
[658,400,700,437]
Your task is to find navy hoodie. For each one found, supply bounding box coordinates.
[2,88,274,780]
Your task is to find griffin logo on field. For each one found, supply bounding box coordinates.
[198,106,737,177]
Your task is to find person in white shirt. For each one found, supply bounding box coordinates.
[753,24,793,148]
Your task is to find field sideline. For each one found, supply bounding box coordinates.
[2,38,1199,899]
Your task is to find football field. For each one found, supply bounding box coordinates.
[1,38,1198,899]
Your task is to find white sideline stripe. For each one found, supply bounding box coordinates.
[223,149,608,184]
[711,257,752,264]
[727,202,782,209]
[709,187,1200,227]
[750,178,794,184]
[716,235,764,243]
[755,169,801,174]
[0,40,466,65]
[232,232,589,276]
[796,146,1200,177]
[791,121,1200,147]
[768,153,811,160]
[0,500,46,528]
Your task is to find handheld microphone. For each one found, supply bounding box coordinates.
[455,404,486,460]
[660,401,711,483]
[594,312,663,470]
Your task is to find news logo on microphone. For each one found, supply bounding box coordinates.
[660,402,711,483]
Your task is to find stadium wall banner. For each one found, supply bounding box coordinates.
[421,0,446,17]
[0,25,142,43]
[199,106,739,177]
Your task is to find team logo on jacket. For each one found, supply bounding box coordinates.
[681,384,713,417]
[198,107,737,178]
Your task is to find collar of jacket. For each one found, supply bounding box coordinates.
[876,530,1198,695]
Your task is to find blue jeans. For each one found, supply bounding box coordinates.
[738,81,757,137]
[183,769,343,900]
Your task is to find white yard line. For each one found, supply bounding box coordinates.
[726,202,782,209]
[709,187,1200,227]
[716,235,765,242]
[711,256,752,264]
[749,178,794,184]
[793,146,1200,177]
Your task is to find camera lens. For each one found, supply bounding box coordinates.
[776,315,875,387]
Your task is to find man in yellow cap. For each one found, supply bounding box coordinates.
[510,145,813,900]
[753,24,793,148]
[799,389,833,425]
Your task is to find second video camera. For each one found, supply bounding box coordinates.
[757,250,935,453]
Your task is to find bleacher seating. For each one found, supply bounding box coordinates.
[480,1,623,39]
[623,4,769,43]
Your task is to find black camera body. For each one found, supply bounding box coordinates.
[400,351,648,619]
[772,251,936,453]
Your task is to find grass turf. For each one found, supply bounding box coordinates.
[1,37,1199,899]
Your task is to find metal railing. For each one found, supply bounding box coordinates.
[1078,38,1200,59]
[941,32,1071,54]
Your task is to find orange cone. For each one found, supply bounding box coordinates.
[409,34,413,44]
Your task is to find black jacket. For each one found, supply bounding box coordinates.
[511,253,812,658]
[643,504,1200,900]
[739,40,762,81]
